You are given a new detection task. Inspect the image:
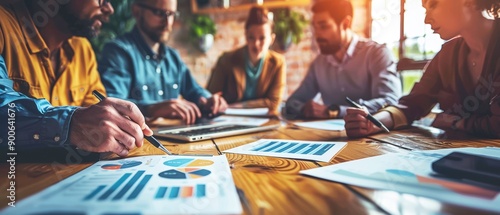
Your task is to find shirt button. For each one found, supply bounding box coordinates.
[54,136,60,142]
[158,90,164,96]
[173,84,178,89]
[156,67,161,74]
[54,96,59,101]
[80,88,84,92]
[145,55,150,60]
[142,85,148,91]
[33,134,40,140]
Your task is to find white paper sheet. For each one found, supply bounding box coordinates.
[2,155,242,215]
[301,147,500,213]
[224,108,269,116]
[211,115,270,126]
[224,139,347,162]
[293,119,345,131]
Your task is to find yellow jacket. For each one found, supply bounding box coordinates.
[206,46,286,114]
[0,1,105,107]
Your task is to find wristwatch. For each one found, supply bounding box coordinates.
[328,104,340,111]
[328,104,340,118]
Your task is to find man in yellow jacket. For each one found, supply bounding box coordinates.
[0,0,151,158]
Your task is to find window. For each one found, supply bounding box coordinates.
[370,0,444,93]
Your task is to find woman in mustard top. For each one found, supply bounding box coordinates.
[206,6,286,115]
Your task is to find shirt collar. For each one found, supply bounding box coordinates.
[345,34,359,58]
[13,1,47,54]
[326,34,359,65]
[13,1,75,61]
[131,26,166,60]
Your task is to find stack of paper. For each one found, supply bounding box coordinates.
[293,119,345,131]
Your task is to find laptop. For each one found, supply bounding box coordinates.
[154,123,279,142]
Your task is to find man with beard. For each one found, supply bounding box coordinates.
[0,0,153,157]
[99,0,227,125]
[285,0,401,119]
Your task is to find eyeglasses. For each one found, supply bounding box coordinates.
[98,0,109,7]
[135,3,180,20]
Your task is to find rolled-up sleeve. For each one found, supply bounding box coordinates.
[0,56,77,150]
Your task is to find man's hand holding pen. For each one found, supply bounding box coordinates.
[69,97,153,157]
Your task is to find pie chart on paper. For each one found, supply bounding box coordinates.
[163,158,214,167]
[101,160,142,170]
[158,168,212,179]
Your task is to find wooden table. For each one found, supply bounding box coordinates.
[1,119,498,214]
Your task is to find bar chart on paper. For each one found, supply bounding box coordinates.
[155,184,208,199]
[2,155,242,215]
[224,139,347,162]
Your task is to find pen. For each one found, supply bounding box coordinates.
[345,97,390,133]
[92,90,172,155]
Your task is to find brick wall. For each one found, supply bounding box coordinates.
[169,0,368,98]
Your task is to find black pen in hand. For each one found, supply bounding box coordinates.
[92,90,172,155]
[345,97,390,133]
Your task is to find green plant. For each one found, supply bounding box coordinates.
[188,15,216,42]
[90,0,136,54]
[273,9,308,49]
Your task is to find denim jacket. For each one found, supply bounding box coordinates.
[0,55,77,149]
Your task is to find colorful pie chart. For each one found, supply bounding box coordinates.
[163,158,214,167]
[159,168,211,179]
[101,160,142,170]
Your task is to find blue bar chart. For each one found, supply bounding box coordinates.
[83,170,152,201]
[251,141,334,156]
[225,139,347,162]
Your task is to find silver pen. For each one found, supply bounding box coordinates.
[92,90,172,155]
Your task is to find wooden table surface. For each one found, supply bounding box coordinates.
[1,119,499,215]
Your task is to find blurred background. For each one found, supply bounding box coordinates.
[91,0,443,97]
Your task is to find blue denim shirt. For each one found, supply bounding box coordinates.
[0,55,77,150]
[98,27,211,115]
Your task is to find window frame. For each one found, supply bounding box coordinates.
[368,0,432,71]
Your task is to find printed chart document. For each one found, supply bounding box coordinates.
[224,107,269,116]
[301,147,500,213]
[224,139,347,162]
[2,155,242,215]
[293,119,345,131]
